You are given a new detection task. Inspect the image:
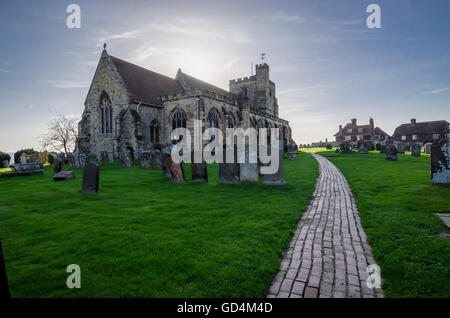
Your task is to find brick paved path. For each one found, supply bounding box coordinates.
[268,154,384,298]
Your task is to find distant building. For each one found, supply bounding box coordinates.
[334,118,390,143]
[393,119,449,144]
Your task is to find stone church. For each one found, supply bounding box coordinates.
[76,47,294,161]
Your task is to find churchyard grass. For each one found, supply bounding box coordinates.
[300,147,450,298]
[0,152,317,297]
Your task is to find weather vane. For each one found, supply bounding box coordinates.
[103,42,107,50]
[261,52,266,62]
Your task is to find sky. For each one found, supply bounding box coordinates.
[0,0,449,152]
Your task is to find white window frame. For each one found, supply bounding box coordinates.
[347,128,352,134]
[433,133,439,140]
[345,136,351,141]
[412,135,418,140]
[401,135,406,141]
[358,128,363,133]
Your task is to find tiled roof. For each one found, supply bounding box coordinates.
[109,55,184,106]
[393,120,449,136]
[175,69,235,99]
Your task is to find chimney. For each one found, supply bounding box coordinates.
[411,118,416,125]
[351,118,357,125]
[339,125,342,132]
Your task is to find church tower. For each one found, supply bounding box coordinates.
[229,62,279,117]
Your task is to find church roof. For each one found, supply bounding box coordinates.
[175,69,235,99]
[109,55,184,106]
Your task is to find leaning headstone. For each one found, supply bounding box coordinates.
[171,161,185,184]
[162,153,172,179]
[411,144,421,157]
[263,141,286,186]
[191,151,208,183]
[385,144,398,160]
[100,151,109,163]
[52,156,64,174]
[122,149,132,168]
[152,150,162,169]
[82,161,99,194]
[141,151,152,169]
[219,146,239,184]
[0,237,10,298]
[424,143,432,155]
[53,171,75,181]
[430,138,449,186]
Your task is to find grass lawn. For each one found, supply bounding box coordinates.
[0,152,318,297]
[301,148,450,298]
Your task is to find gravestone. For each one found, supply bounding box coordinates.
[219,146,240,184]
[162,153,172,179]
[396,142,407,154]
[380,144,386,154]
[191,151,208,183]
[170,161,185,184]
[2,161,8,168]
[20,156,27,164]
[358,144,368,154]
[430,138,449,186]
[0,237,10,298]
[239,142,259,184]
[52,156,64,174]
[67,153,76,167]
[100,151,109,163]
[48,154,54,165]
[57,152,66,162]
[263,141,286,186]
[385,144,398,160]
[340,142,351,153]
[122,149,132,168]
[152,150,162,169]
[82,161,99,194]
[366,141,374,151]
[286,143,297,159]
[326,144,332,150]
[424,143,432,154]
[53,171,75,181]
[141,151,152,169]
[411,144,421,157]
[75,154,87,168]
[375,143,381,151]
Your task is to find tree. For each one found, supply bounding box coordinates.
[40,114,78,155]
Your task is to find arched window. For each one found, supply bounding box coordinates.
[207,109,220,129]
[149,119,160,144]
[100,93,113,134]
[171,109,187,131]
[171,109,187,143]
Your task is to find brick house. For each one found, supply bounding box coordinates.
[393,119,449,144]
[334,118,390,143]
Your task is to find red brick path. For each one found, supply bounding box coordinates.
[267,154,384,298]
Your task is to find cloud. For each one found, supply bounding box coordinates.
[97,30,142,47]
[424,87,450,94]
[40,80,90,89]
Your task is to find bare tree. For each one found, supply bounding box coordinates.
[40,114,78,155]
